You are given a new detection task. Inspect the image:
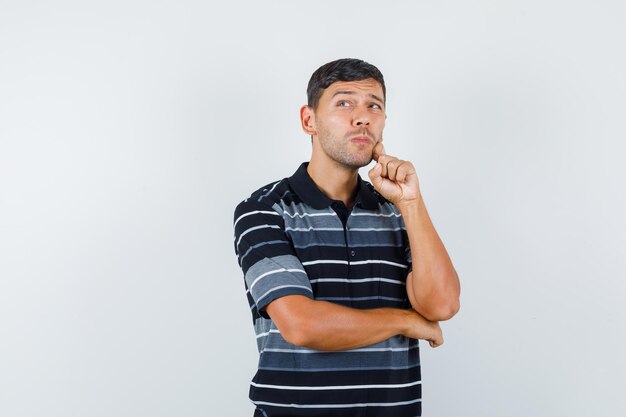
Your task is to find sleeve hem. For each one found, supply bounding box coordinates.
[257,287,314,319]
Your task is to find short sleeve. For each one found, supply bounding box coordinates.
[234,199,313,319]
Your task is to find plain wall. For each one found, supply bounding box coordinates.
[1,1,625,416]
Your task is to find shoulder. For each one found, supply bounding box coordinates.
[233,177,292,223]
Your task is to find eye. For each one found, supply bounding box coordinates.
[369,103,382,109]
[338,101,350,107]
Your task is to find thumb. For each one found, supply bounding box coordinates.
[368,162,384,189]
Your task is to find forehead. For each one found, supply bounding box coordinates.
[321,79,384,100]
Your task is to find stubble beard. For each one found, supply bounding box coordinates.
[316,122,380,170]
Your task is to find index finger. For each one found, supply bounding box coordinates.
[372,141,386,162]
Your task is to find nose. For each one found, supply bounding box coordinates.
[353,109,370,127]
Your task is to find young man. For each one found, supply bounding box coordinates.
[233,58,460,417]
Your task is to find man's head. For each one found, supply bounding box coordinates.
[307,58,386,110]
[301,58,387,170]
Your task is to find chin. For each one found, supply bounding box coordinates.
[345,158,373,170]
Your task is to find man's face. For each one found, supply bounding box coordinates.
[309,78,386,169]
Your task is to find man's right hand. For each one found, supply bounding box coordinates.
[403,309,443,348]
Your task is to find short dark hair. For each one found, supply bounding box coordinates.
[307,58,386,109]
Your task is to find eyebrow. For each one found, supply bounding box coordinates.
[331,91,385,105]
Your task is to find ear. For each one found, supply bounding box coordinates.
[300,105,317,136]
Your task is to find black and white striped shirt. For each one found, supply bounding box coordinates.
[234,162,420,417]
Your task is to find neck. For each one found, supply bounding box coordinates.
[307,154,359,208]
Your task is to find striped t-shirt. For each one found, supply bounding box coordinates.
[233,162,421,417]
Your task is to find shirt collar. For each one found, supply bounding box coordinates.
[288,162,379,210]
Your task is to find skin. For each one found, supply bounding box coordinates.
[265,78,460,351]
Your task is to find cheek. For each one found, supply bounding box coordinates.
[326,113,349,126]
[373,118,385,134]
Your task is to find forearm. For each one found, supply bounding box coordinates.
[399,195,460,321]
[266,295,440,351]
[366,144,460,320]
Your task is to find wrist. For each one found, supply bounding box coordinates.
[397,309,414,336]
[396,195,422,213]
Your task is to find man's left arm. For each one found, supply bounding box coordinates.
[368,142,461,322]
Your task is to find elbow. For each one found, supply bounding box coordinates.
[430,298,460,321]
[413,297,460,322]
[426,273,461,321]
[278,316,315,347]
[266,296,319,348]
[409,269,461,321]
[281,328,308,347]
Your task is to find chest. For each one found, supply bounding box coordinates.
[283,206,410,308]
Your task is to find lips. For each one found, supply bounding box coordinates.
[350,135,373,144]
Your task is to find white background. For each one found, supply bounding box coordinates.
[1,1,625,416]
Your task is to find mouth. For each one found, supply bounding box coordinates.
[350,135,373,145]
